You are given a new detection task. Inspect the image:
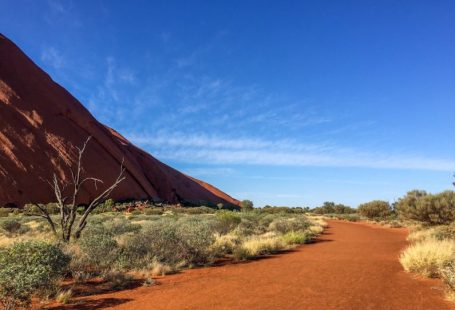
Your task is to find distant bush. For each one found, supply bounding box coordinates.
[312,202,355,215]
[399,238,455,277]
[268,217,309,234]
[0,241,70,309]
[240,200,254,211]
[261,206,308,214]
[396,190,455,225]
[357,200,392,219]
[215,211,241,234]
[0,208,10,218]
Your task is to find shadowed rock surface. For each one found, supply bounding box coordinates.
[0,34,239,207]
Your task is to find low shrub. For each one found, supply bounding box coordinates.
[268,217,309,234]
[0,241,70,309]
[239,233,287,257]
[282,231,312,245]
[102,271,133,290]
[0,208,10,218]
[78,226,119,273]
[0,219,22,234]
[215,211,241,234]
[358,200,392,219]
[211,234,241,256]
[399,238,455,277]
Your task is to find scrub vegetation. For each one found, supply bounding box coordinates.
[0,204,326,309]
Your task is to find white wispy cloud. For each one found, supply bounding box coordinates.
[128,132,455,171]
[41,46,65,69]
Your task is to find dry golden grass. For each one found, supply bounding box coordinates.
[211,233,240,256]
[240,232,287,257]
[400,238,455,277]
[55,289,73,304]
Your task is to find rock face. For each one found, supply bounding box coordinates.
[0,34,239,208]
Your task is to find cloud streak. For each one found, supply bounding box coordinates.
[129,132,455,171]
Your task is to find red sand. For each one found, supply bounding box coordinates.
[0,34,238,207]
[55,220,454,310]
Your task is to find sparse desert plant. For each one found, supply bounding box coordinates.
[211,233,241,256]
[358,200,392,219]
[0,241,70,309]
[239,233,287,258]
[55,289,73,304]
[0,208,10,218]
[0,219,22,234]
[396,190,455,225]
[78,226,119,272]
[400,238,455,277]
[282,231,312,245]
[102,270,133,290]
[215,211,241,234]
[268,217,309,234]
[240,200,254,211]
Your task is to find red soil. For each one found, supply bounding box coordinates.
[54,220,454,310]
[0,34,238,207]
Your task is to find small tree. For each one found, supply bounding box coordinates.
[240,199,254,211]
[33,137,125,242]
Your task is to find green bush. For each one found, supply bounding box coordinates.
[268,217,309,234]
[396,190,455,225]
[215,211,241,234]
[141,218,215,266]
[0,208,10,217]
[78,226,119,272]
[282,231,312,244]
[0,219,22,234]
[0,241,70,309]
[358,200,392,219]
[312,202,355,215]
[240,200,254,211]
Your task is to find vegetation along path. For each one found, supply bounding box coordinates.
[68,220,454,309]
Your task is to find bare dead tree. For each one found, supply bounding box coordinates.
[35,136,125,242]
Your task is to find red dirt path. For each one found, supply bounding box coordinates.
[60,221,455,309]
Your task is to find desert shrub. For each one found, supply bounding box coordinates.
[0,208,10,217]
[211,234,241,256]
[140,218,215,266]
[117,233,154,269]
[240,200,254,211]
[102,270,133,290]
[215,211,241,234]
[312,202,355,215]
[0,219,22,234]
[441,260,455,292]
[0,241,70,309]
[144,208,163,215]
[78,226,119,272]
[396,190,455,225]
[358,200,392,219]
[261,206,308,214]
[55,289,73,304]
[399,238,455,277]
[104,218,141,235]
[282,231,312,245]
[268,217,309,234]
[239,233,287,258]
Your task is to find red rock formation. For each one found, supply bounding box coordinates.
[0,34,239,208]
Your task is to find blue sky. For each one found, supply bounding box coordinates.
[1,0,455,207]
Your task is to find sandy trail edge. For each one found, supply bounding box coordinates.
[55,220,455,310]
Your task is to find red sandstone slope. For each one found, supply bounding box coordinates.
[0,34,239,207]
